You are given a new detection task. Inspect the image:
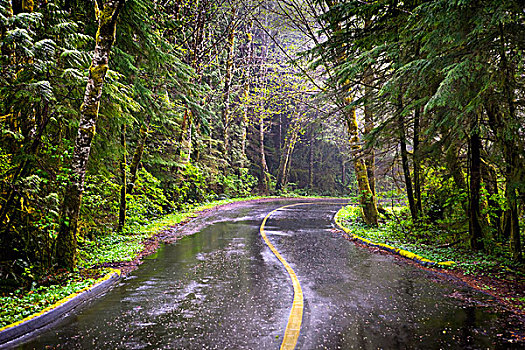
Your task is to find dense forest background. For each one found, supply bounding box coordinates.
[0,0,523,288]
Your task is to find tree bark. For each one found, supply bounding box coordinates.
[55,0,125,269]
[258,116,269,194]
[117,124,126,233]
[346,104,378,226]
[221,9,236,160]
[184,117,192,163]
[397,96,417,221]
[482,22,523,261]
[308,127,314,190]
[276,118,300,192]
[413,107,423,215]
[363,66,375,197]
[468,114,484,251]
[499,22,521,261]
[239,22,253,169]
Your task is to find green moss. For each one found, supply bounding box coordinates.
[89,64,108,83]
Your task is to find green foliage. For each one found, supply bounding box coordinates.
[172,163,208,208]
[217,168,257,198]
[0,0,92,278]
[80,174,120,237]
[127,168,173,223]
[77,234,148,269]
[0,277,96,328]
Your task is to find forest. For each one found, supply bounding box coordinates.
[0,0,524,299]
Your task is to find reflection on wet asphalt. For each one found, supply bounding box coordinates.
[17,200,524,349]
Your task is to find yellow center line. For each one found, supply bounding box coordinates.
[260,202,348,350]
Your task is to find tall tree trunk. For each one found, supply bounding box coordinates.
[482,23,522,261]
[239,21,253,168]
[482,161,503,238]
[363,66,375,197]
[55,0,125,269]
[185,118,192,164]
[397,96,417,220]
[346,104,378,226]
[117,124,126,233]
[469,114,484,251]
[308,127,314,190]
[276,121,300,192]
[413,107,423,215]
[499,22,522,261]
[506,176,521,260]
[175,110,188,162]
[221,10,236,160]
[341,161,346,190]
[259,116,269,194]
[175,110,192,165]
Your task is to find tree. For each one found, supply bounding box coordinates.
[56,0,126,269]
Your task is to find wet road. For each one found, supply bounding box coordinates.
[16,200,524,349]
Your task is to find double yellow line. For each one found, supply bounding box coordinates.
[260,202,347,350]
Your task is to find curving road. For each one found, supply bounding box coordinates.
[15,199,524,349]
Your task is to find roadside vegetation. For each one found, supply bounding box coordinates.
[0,0,523,330]
[336,203,525,313]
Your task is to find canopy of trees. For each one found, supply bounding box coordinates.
[0,0,523,287]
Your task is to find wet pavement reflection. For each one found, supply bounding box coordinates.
[16,200,524,349]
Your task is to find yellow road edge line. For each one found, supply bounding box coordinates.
[0,268,121,333]
[334,207,455,267]
[260,202,348,350]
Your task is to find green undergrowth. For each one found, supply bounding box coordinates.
[0,195,280,329]
[0,273,102,328]
[336,205,525,278]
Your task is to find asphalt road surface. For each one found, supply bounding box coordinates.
[15,199,524,349]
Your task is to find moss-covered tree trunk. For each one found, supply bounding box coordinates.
[259,116,269,194]
[239,23,253,169]
[445,141,467,191]
[363,66,375,197]
[346,105,378,226]
[117,124,126,233]
[55,0,125,269]
[506,173,521,261]
[221,8,235,160]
